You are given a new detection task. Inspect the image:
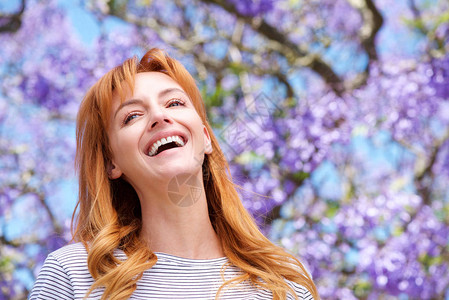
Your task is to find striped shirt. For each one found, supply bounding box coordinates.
[30,243,313,299]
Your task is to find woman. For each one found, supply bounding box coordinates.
[30,48,319,299]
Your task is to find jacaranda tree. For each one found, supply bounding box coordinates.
[0,0,448,298]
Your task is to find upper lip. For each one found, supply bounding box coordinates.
[144,130,188,155]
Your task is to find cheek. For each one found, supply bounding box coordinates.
[109,132,134,157]
[182,110,203,126]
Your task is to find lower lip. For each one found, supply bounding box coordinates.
[150,145,185,158]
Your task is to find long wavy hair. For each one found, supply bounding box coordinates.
[73,48,319,300]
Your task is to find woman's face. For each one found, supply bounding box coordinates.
[107,72,211,191]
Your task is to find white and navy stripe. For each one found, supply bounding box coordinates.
[30,243,313,299]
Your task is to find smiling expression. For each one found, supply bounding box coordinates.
[107,72,212,193]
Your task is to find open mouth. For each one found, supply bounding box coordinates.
[147,135,186,157]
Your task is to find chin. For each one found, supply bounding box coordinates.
[154,162,202,179]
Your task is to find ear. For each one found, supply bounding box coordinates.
[203,126,213,155]
[107,160,123,180]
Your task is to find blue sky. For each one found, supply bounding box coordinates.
[58,0,130,46]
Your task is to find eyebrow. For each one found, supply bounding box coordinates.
[113,88,188,119]
[114,99,145,119]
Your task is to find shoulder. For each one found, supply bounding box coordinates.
[49,242,88,260]
[282,257,315,299]
[30,243,90,300]
[36,242,88,275]
[286,280,315,300]
[42,242,89,274]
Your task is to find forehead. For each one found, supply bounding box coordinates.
[111,71,186,106]
[133,71,184,96]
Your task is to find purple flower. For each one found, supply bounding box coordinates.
[430,55,449,99]
[226,0,273,16]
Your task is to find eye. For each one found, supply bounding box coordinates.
[167,98,185,107]
[123,112,141,125]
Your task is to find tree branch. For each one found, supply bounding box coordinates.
[23,184,63,235]
[347,0,384,88]
[355,0,384,61]
[200,0,345,95]
[413,129,449,205]
[0,235,21,247]
[407,0,427,35]
[0,0,26,33]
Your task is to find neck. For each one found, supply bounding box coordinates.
[137,174,224,259]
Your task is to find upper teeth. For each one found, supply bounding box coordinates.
[148,135,185,156]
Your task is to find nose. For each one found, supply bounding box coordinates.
[148,106,173,129]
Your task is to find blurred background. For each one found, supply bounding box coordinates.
[1,0,448,299]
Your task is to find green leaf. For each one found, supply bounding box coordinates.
[229,62,247,75]
[205,85,225,107]
[353,279,372,298]
[292,171,309,183]
[325,201,340,218]
[235,151,264,165]
[391,225,404,237]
